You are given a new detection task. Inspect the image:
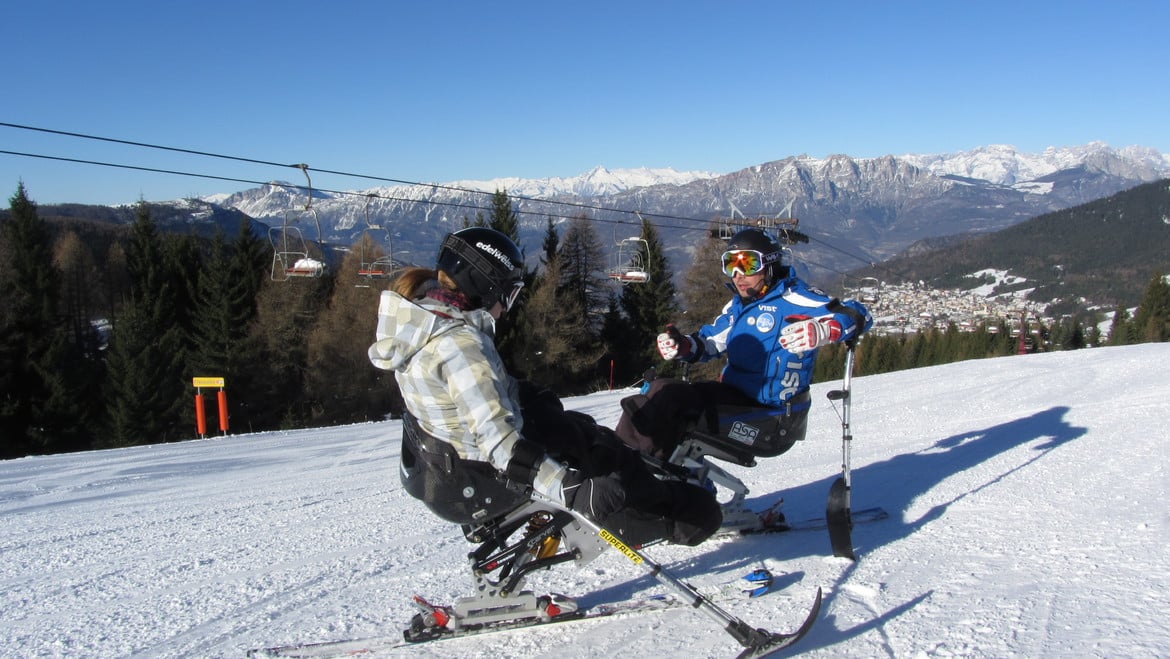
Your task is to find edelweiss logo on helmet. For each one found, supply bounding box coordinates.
[476,241,515,270]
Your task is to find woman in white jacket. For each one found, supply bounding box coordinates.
[369,227,720,547]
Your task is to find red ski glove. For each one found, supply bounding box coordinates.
[779,315,842,353]
[656,324,696,361]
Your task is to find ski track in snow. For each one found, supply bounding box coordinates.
[1,344,1168,657]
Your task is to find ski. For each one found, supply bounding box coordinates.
[248,594,693,657]
[731,505,888,537]
[248,634,405,658]
[736,586,822,659]
[826,477,855,559]
[248,583,821,658]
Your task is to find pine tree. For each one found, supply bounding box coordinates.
[188,228,272,432]
[676,226,731,381]
[1132,271,1170,342]
[540,217,559,267]
[50,230,105,446]
[304,240,400,425]
[165,233,203,358]
[230,217,268,307]
[508,217,560,381]
[0,183,92,455]
[1086,322,1102,348]
[488,189,520,241]
[102,202,189,446]
[190,232,235,374]
[612,219,679,384]
[518,253,599,390]
[1107,305,1131,346]
[864,333,903,375]
[519,217,610,391]
[556,216,610,334]
[104,241,130,320]
[53,231,104,357]
[597,296,629,388]
[246,270,331,429]
[813,342,846,382]
[1054,316,1086,351]
[485,189,532,373]
[221,219,285,430]
[680,227,732,324]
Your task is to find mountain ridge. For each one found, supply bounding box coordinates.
[26,141,1170,289]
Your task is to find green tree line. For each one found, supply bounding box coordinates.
[3,184,1168,458]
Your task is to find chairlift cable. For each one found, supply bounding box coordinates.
[0,122,699,227]
[4,146,896,279]
[1,122,908,276]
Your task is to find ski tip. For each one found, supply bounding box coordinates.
[735,587,822,659]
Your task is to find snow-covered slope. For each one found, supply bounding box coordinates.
[2,344,1168,657]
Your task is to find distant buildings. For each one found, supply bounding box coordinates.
[855,279,1050,337]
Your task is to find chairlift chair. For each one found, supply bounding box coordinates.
[357,194,397,280]
[269,164,327,281]
[859,277,880,304]
[269,208,327,280]
[607,236,651,285]
[357,254,397,279]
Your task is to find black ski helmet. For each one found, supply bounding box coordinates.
[724,228,786,285]
[436,227,525,311]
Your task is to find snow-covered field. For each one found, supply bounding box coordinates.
[2,344,1168,658]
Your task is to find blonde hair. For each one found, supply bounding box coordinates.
[393,267,459,299]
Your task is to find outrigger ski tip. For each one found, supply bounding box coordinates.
[736,586,822,658]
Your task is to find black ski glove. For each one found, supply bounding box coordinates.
[562,470,626,522]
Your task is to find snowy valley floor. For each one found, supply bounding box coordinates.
[1,344,1168,658]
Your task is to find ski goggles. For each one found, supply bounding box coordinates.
[721,250,768,277]
[501,280,524,312]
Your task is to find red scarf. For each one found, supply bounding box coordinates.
[425,287,473,312]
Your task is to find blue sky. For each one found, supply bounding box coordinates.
[3,1,1167,205]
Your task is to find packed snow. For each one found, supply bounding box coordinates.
[2,344,1168,657]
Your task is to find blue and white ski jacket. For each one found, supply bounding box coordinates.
[689,275,872,410]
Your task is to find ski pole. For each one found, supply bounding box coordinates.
[826,341,856,559]
[573,513,817,655]
[837,343,855,495]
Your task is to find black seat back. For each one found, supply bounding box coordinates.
[399,411,528,524]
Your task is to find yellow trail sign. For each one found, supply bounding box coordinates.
[192,377,225,388]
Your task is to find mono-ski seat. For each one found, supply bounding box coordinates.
[678,390,810,463]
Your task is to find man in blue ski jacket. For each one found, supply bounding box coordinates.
[617,228,872,458]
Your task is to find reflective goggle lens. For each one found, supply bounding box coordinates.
[721,250,765,277]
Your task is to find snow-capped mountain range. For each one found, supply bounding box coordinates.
[899,142,1170,186]
[448,165,721,198]
[197,141,1169,285]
